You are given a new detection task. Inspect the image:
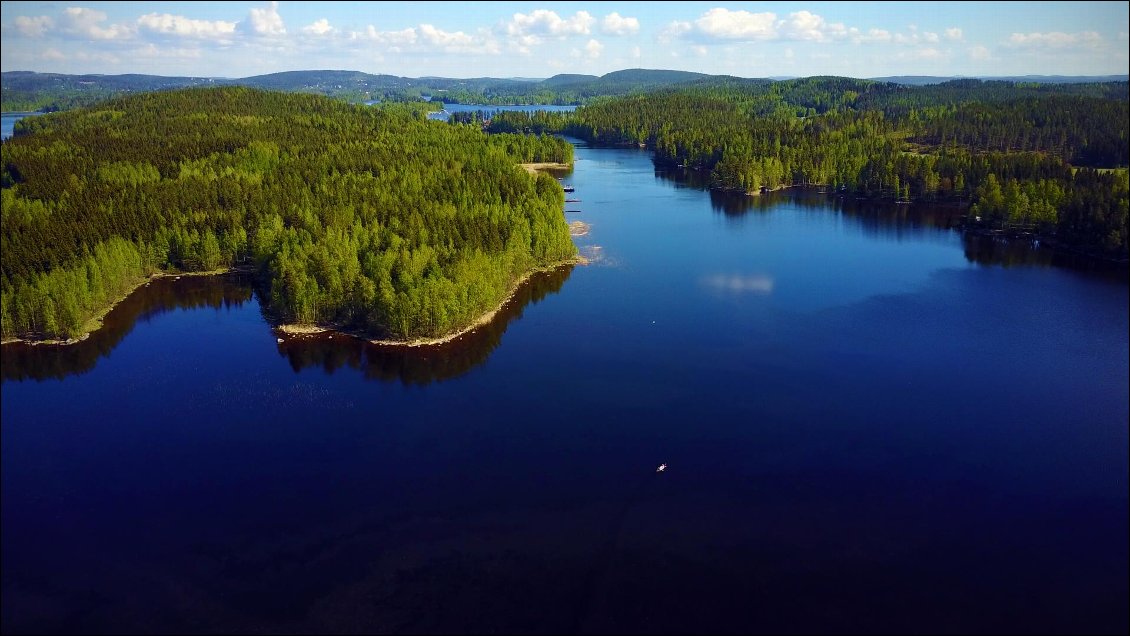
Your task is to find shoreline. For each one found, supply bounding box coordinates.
[520,162,572,175]
[3,256,587,350]
[1,267,247,347]
[568,220,591,236]
[277,255,586,348]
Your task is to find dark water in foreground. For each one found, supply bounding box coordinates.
[2,141,1127,634]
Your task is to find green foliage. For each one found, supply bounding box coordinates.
[481,79,1127,257]
[1,87,575,341]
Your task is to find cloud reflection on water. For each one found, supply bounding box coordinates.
[701,273,775,294]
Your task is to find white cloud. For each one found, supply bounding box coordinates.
[584,38,603,59]
[779,10,847,42]
[893,30,939,46]
[601,12,639,36]
[1008,31,1103,49]
[345,24,499,55]
[630,45,641,60]
[507,32,540,55]
[419,24,498,54]
[692,45,708,57]
[61,7,134,40]
[945,27,963,41]
[357,26,418,46]
[42,48,66,61]
[661,9,903,45]
[969,45,991,60]
[243,1,286,36]
[658,20,692,43]
[302,19,334,36]
[74,50,122,64]
[138,13,237,40]
[504,10,594,38]
[15,15,54,37]
[853,28,892,44]
[694,8,777,40]
[419,23,471,47]
[134,43,203,59]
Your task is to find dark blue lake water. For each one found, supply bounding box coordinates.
[2,140,1127,634]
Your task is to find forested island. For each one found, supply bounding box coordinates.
[0,87,577,343]
[485,77,1129,259]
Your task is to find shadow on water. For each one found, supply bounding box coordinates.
[2,265,575,385]
[274,265,574,385]
[654,163,965,227]
[962,234,1130,281]
[2,274,254,383]
[654,162,1129,281]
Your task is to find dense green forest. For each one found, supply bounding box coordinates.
[0,87,576,342]
[486,78,1128,258]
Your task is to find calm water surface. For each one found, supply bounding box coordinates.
[2,140,1127,634]
[1,112,39,140]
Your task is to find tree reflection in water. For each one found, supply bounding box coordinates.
[2,274,254,383]
[2,265,575,385]
[275,265,574,385]
[654,161,1127,282]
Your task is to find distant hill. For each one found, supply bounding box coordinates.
[521,69,708,101]
[1,71,224,111]
[1,71,218,92]
[1,68,719,110]
[599,69,706,84]
[238,69,399,90]
[542,74,599,87]
[3,68,1127,112]
[873,74,1130,86]
[0,70,536,111]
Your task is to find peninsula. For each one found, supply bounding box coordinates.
[1,87,578,344]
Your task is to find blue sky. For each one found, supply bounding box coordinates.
[2,1,1127,78]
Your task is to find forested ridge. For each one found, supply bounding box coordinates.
[486,78,1128,258]
[7,69,1127,113]
[1,87,576,342]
